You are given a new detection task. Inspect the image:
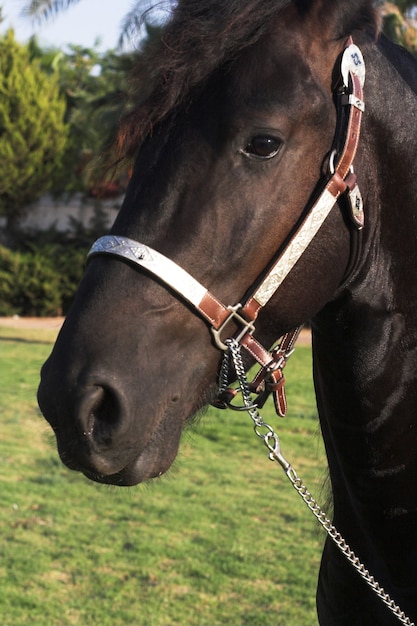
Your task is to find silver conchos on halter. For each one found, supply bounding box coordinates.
[342,43,366,89]
[88,236,208,308]
[348,183,364,228]
[340,43,366,229]
[90,236,154,262]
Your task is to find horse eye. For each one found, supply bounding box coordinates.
[242,135,282,159]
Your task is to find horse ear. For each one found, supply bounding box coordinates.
[295,0,379,40]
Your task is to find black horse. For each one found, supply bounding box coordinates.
[38,1,417,623]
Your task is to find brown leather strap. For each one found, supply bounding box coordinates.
[334,73,364,179]
[246,327,302,417]
[197,291,231,328]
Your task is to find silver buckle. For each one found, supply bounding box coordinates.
[211,304,255,351]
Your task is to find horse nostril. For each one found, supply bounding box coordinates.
[77,385,121,447]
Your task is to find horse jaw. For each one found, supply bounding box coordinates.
[37,263,220,486]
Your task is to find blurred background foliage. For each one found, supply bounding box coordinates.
[0,1,416,316]
[381,1,417,53]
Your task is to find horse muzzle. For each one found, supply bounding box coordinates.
[37,361,184,486]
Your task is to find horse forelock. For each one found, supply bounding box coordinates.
[116,0,378,160]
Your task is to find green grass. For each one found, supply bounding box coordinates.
[0,324,327,625]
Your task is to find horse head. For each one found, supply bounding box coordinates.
[38,0,376,487]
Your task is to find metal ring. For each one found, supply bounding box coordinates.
[329,151,355,177]
[226,400,259,412]
[329,149,337,174]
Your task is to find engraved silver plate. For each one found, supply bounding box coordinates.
[348,184,364,229]
[87,235,208,308]
[89,236,154,263]
[341,43,366,89]
[253,188,337,306]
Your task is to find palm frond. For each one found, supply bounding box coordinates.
[22,0,81,22]
[118,1,173,48]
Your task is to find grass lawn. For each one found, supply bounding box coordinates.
[0,323,326,625]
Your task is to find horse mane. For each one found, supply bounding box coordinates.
[117,0,378,160]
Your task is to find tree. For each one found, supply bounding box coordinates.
[25,21,165,197]
[381,2,417,54]
[26,39,135,194]
[0,29,68,228]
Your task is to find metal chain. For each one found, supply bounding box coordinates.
[223,338,415,626]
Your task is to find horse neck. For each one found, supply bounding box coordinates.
[304,35,417,621]
[312,34,417,414]
[319,33,417,341]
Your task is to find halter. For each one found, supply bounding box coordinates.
[87,39,366,417]
[86,41,417,624]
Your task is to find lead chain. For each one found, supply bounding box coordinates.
[224,338,415,626]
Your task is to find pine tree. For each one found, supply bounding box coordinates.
[0,29,68,225]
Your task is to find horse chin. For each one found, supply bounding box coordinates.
[81,452,174,486]
[60,441,178,486]
[55,407,185,487]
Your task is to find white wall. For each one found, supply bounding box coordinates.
[1,193,123,234]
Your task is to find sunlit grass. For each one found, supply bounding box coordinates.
[0,323,325,625]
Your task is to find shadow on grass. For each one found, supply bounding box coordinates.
[0,336,53,346]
